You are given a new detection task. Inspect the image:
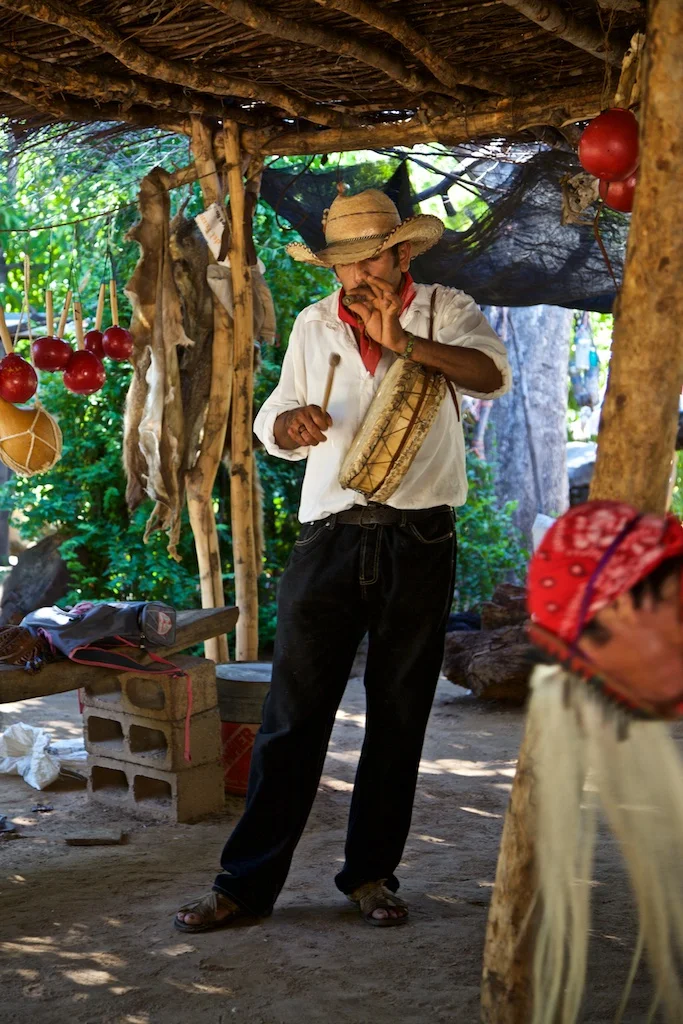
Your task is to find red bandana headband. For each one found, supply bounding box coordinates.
[527,501,683,718]
[528,501,683,646]
[337,272,417,376]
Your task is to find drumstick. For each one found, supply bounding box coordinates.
[321,353,340,415]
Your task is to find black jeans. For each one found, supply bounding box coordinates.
[213,507,456,915]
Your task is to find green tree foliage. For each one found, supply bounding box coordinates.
[670,452,683,522]
[0,125,527,652]
[455,452,528,610]
[5,365,200,608]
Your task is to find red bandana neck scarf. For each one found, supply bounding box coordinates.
[528,500,683,646]
[337,271,417,376]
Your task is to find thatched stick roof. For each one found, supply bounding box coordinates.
[0,0,645,154]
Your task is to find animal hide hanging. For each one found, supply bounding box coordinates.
[169,212,214,477]
[123,168,192,560]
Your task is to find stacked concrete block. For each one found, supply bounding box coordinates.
[83,654,224,823]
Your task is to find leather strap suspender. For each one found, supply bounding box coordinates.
[428,288,460,422]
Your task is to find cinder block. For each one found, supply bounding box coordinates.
[87,753,225,823]
[83,706,221,771]
[81,654,217,722]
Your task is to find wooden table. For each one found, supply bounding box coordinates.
[0,606,239,704]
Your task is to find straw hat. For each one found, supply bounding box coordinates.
[286,189,444,268]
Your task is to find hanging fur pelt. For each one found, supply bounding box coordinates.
[529,664,683,1024]
[169,211,214,477]
[124,182,273,567]
[124,168,191,560]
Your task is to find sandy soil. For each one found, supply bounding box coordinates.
[0,678,670,1024]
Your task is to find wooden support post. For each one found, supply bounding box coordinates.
[481,2,683,1018]
[589,0,683,513]
[186,116,232,664]
[224,120,259,662]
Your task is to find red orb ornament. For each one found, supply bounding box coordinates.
[599,173,637,213]
[63,350,106,395]
[578,108,639,182]
[31,335,73,372]
[102,325,134,361]
[0,353,38,404]
[83,329,105,360]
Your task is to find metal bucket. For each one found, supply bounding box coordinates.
[216,662,271,796]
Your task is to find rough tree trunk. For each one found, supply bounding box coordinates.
[225,121,259,661]
[481,2,683,1019]
[487,305,572,546]
[187,117,231,663]
[589,4,683,512]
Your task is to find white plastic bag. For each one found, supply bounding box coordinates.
[47,738,88,780]
[0,722,61,790]
[532,513,557,552]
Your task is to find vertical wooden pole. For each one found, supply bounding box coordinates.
[480,726,537,1023]
[225,121,259,662]
[589,1,683,512]
[481,2,683,1018]
[187,117,232,664]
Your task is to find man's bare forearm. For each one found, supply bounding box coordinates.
[408,336,503,394]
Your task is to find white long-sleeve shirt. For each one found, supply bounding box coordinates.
[254,283,511,522]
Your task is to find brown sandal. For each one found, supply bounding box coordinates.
[174,890,244,933]
[348,880,409,928]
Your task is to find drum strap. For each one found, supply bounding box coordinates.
[365,291,461,499]
[428,289,460,423]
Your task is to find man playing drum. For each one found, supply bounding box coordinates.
[175,188,510,932]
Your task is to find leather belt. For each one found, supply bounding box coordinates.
[325,503,451,527]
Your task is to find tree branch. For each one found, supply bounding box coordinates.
[0,75,190,134]
[498,0,626,66]
[0,0,354,128]
[0,46,264,126]
[202,0,471,102]
[240,82,602,155]
[312,0,512,96]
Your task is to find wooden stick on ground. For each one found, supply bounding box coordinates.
[225,119,259,662]
[186,117,233,664]
[481,3,683,1019]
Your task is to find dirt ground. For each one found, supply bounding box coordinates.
[0,676,670,1024]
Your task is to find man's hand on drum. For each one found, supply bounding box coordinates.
[275,405,332,450]
[345,272,407,354]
